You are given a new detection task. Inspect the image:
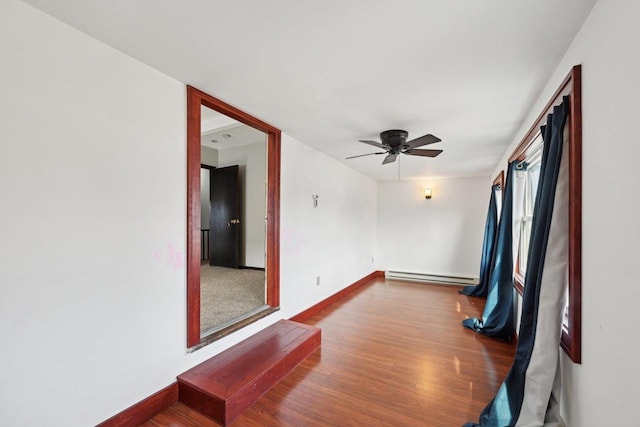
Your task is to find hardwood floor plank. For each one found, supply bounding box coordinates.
[144,278,515,426]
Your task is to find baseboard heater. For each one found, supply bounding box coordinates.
[385,270,478,286]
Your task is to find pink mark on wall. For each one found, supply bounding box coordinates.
[154,243,184,271]
[281,227,309,254]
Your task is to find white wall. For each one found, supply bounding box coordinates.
[201,145,218,168]
[218,141,267,268]
[0,2,378,426]
[491,0,640,424]
[377,177,490,278]
[200,147,217,233]
[279,135,378,315]
[200,168,210,230]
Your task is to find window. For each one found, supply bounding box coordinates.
[493,170,504,221]
[513,140,542,292]
[507,65,582,363]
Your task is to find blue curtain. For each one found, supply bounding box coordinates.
[460,184,499,297]
[462,163,516,340]
[464,97,569,427]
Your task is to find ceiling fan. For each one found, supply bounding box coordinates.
[347,129,443,164]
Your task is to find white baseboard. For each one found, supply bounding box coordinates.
[385,270,478,286]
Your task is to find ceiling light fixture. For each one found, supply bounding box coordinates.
[221,133,232,138]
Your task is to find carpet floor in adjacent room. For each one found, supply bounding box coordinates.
[200,265,265,333]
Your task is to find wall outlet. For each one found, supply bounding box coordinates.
[316,276,320,286]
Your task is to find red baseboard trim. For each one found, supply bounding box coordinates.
[290,270,384,322]
[98,270,383,425]
[96,382,178,427]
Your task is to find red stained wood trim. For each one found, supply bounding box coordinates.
[97,383,178,427]
[509,66,578,163]
[186,86,202,348]
[178,319,321,425]
[186,85,282,348]
[563,65,582,364]
[290,270,384,322]
[266,130,281,308]
[493,170,504,193]
[189,86,280,135]
[513,274,524,296]
[506,65,582,363]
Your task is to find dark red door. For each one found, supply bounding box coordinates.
[209,165,240,268]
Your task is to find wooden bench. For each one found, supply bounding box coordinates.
[177,319,321,425]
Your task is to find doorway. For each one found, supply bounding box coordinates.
[187,85,280,349]
[209,165,240,268]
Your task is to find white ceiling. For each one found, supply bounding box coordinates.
[22,0,596,181]
[200,107,266,151]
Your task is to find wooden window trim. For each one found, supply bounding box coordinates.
[514,272,525,296]
[508,65,582,363]
[492,170,504,193]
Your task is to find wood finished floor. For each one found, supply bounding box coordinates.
[143,278,515,426]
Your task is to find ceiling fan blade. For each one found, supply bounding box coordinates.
[406,134,441,149]
[405,149,443,157]
[359,139,388,149]
[382,153,398,164]
[345,152,386,159]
